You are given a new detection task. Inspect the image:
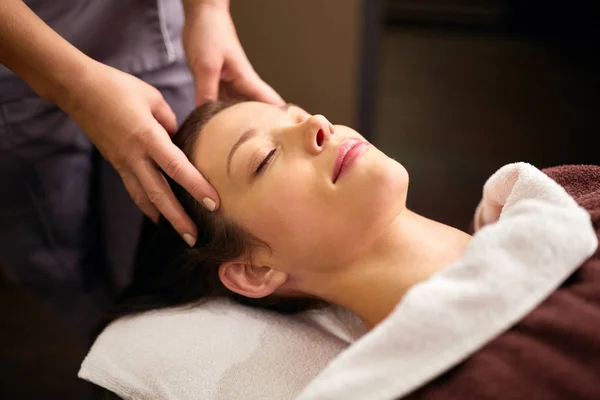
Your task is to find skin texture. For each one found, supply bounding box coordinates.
[0,0,282,246]
[191,101,471,329]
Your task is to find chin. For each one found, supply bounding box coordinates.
[329,158,408,261]
[375,158,409,206]
[352,156,409,222]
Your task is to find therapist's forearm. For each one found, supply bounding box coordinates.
[0,0,92,106]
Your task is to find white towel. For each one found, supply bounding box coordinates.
[296,162,598,400]
[78,301,365,399]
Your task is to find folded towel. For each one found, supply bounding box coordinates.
[402,164,600,400]
[78,300,365,399]
[296,162,598,400]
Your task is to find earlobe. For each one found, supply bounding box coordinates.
[219,261,288,299]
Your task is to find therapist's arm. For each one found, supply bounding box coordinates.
[0,0,220,247]
[0,0,91,104]
[181,0,284,105]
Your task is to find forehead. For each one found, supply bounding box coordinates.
[203,101,281,142]
[191,101,281,184]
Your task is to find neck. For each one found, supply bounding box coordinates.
[308,210,471,331]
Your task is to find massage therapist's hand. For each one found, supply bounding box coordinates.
[62,61,218,247]
[181,0,284,105]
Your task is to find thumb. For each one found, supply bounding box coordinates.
[153,100,178,136]
[194,62,222,106]
[229,65,284,105]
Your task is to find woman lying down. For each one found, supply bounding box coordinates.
[99,100,600,399]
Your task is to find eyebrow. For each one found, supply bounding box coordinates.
[227,128,257,177]
[225,103,292,177]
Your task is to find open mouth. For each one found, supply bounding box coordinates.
[332,138,369,183]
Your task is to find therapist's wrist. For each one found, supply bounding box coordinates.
[48,56,105,117]
[182,0,229,15]
[19,41,96,112]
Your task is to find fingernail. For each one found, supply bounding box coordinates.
[202,197,216,211]
[182,233,196,247]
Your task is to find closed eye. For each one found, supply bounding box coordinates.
[255,149,277,175]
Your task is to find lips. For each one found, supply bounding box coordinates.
[332,138,369,183]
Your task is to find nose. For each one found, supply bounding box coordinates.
[304,114,334,154]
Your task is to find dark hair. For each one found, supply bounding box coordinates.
[97,99,324,335]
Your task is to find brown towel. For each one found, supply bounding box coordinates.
[404,165,600,400]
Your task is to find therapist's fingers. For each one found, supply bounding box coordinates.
[147,121,220,212]
[228,63,285,105]
[120,169,160,223]
[152,99,178,136]
[193,60,223,106]
[133,158,198,247]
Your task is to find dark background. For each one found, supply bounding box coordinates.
[1,0,599,398]
[376,0,599,229]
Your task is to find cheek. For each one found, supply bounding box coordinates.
[235,172,327,255]
[226,152,410,271]
[249,183,319,239]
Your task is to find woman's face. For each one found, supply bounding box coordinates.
[193,102,408,277]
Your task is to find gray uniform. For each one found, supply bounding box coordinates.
[0,0,195,339]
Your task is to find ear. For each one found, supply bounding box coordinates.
[218,260,288,299]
